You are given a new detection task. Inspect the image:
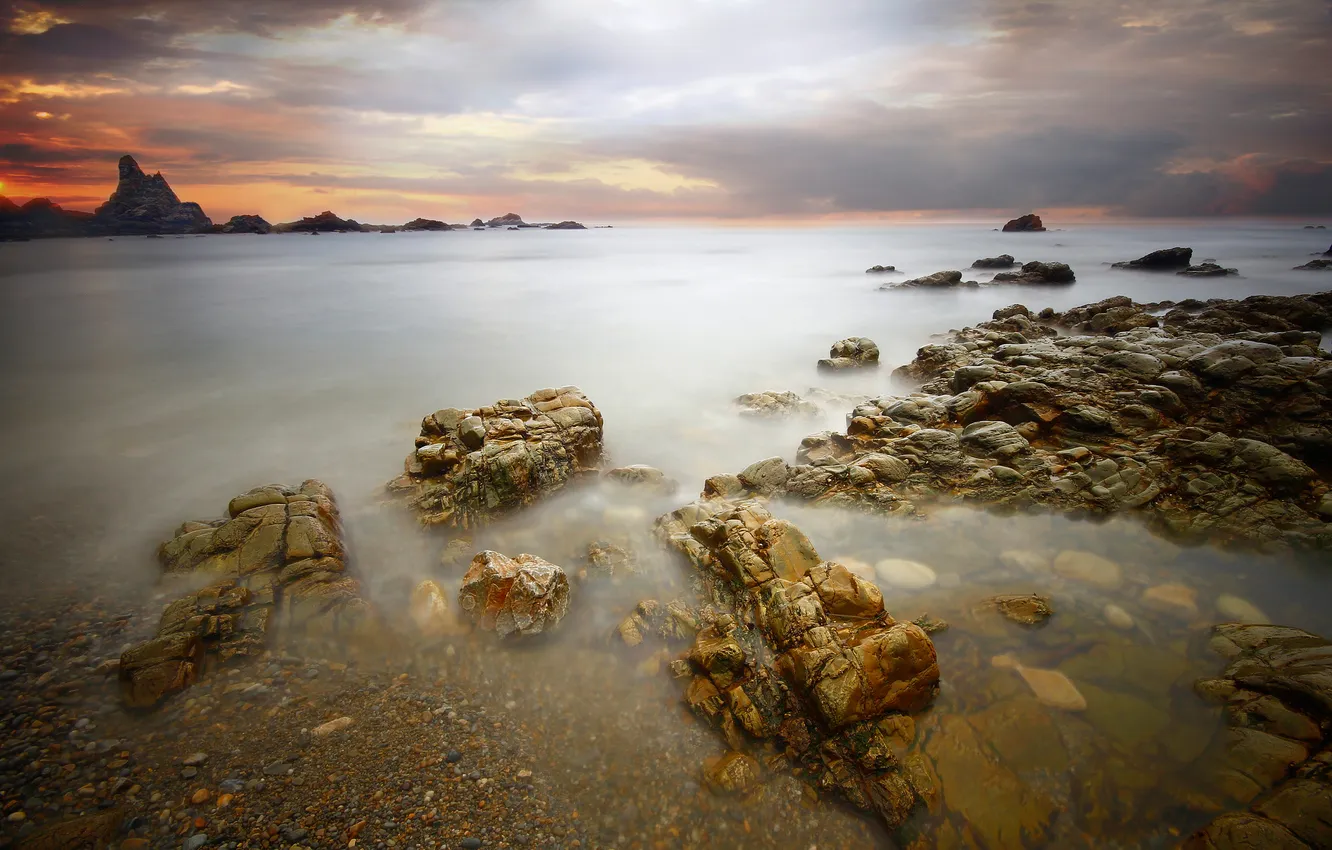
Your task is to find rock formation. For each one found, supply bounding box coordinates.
[1294,259,1332,271]
[387,387,605,528]
[1112,247,1194,269]
[403,218,451,231]
[865,265,898,273]
[708,292,1332,550]
[886,270,974,289]
[470,218,485,227]
[605,464,677,493]
[94,155,211,234]
[818,338,880,371]
[119,481,373,708]
[277,211,364,233]
[545,221,587,230]
[1178,263,1239,277]
[972,255,1016,269]
[485,213,525,227]
[1002,214,1046,232]
[220,215,271,234]
[991,260,1075,284]
[735,391,821,418]
[457,551,570,637]
[654,499,940,829]
[1186,624,1332,849]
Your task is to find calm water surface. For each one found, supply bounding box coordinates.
[2,222,1330,847]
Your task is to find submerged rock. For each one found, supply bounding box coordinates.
[818,337,880,371]
[874,558,938,590]
[1178,262,1239,277]
[1112,247,1193,269]
[457,551,570,637]
[986,593,1053,625]
[734,390,820,418]
[1141,583,1199,619]
[1002,213,1046,232]
[1215,594,1271,624]
[388,387,604,527]
[654,498,940,829]
[123,481,371,707]
[972,254,1017,269]
[1187,624,1332,848]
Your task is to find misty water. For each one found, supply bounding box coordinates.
[2,222,1331,847]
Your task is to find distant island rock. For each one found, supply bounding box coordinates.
[972,254,1016,269]
[1002,213,1046,232]
[403,218,452,231]
[219,215,271,234]
[470,218,484,227]
[485,212,525,227]
[1112,247,1193,269]
[545,221,586,230]
[1294,259,1332,271]
[0,196,94,239]
[276,211,364,233]
[865,264,897,273]
[1304,225,1326,229]
[95,155,211,234]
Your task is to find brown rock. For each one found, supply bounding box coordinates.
[702,751,761,795]
[986,593,1053,625]
[457,551,570,637]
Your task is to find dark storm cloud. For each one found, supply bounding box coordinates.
[0,20,183,77]
[1,0,430,35]
[0,142,120,163]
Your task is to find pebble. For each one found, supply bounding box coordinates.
[183,834,209,850]
[191,788,210,805]
[461,839,483,849]
[6,812,25,823]
[263,761,292,776]
[312,716,354,736]
[1103,604,1135,630]
[181,766,198,779]
[446,750,463,763]
[1141,583,1199,619]
[183,752,208,766]
[873,558,937,589]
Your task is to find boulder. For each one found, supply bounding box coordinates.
[458,551,570,637]
[888,269,968,289]
[605,464,677,493]
[1112,247,1193,269]
[122,481,370,707]
[653,499,939,829]
[94,154,212,234]
[1002,213,1046,232]
[388,388,604,527]
[818,337,880,371]
[972,254,1016,268]
[221,215,271,234]
[991,260,1075,284]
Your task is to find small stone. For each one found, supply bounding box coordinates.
[183,834,208,850]
[215,794,233,808]
[181,767,198,779]
[1216,594,1270,624]
[190,788,210,805]
[1052,550,1123,589]
[77,784,96,796]
[445,750,462,763]
[183,752,208,767]
[1016,666,1087,711]
[6,812,25,823]
[311,716,353,736]
[1141,583,1199,619]
[461,839,482,850]
[263,761,291,776]
[874,558,937,589]
[1103,604,1135,630]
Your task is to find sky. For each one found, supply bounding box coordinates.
[1,0,1330,223]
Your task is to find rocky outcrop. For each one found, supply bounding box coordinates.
[655,499,940,829]
[458,551,570,637]
[818,338,880,372]
[0,196,95,239]
[712,292,1332,550]
[1186,624,1332,849]
[735,391,821,418]
[1002,214,1046,232]
[1294,259,1332,271]
[885,270,974,289]
[403,218,451,231]
[972,254,1016,269]
[485,213,524,227]
[866,264,898,273]
[992,260,1075,284]
[1178,263,1239,277]
[94,155,211,234]
[220,215,271,234]
[120,481,371,708]
[277,211,364,233]
[387,387,604,528]
[545,221,587,230]
[470,218,484,227]
[1112,247,1194,269]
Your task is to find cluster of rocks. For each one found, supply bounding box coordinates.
[883,262,1074,289]
[992,260,1075,284]
[1295,259,1332,271]
[653,498,940,828]
[865,264,898,274]
[119,481,373,708]
[387,387,605,528]
[1179,262,1239,277]
[1186,624,1332,849]
[735,391,822,418]
[710,291,1332,550]
[818,337,880,372]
